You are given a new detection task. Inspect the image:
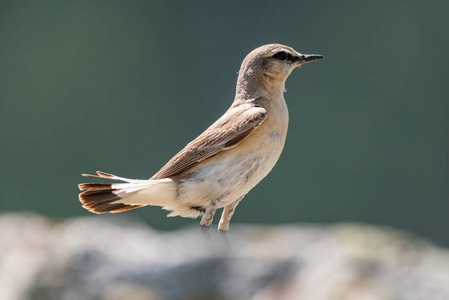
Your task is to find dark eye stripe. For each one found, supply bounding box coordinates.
[272,52,287,60]
[273,51,299,62]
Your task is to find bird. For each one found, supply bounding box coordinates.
[78,44,323,233]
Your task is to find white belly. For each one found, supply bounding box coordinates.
[169,125,286,217]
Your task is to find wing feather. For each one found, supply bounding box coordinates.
[151,103,267,180]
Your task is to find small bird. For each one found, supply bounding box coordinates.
[78,44,323,232]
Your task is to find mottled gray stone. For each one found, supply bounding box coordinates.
[1,213,449,300]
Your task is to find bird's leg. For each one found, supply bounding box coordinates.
[217,196,244,251]
[200,198,221,251]
[218,195,245,232]
[200,198,221,227]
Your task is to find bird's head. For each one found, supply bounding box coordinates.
[236,44,323,97]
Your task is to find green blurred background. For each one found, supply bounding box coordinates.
[1,1,448,244]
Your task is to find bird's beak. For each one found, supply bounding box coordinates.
[297,54,324,65]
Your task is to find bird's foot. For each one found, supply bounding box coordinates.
[219,229,231,251]
[200,225,214,251]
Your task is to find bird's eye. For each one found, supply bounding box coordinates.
[272,52,287,60]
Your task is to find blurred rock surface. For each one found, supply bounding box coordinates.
[1,213,449,300]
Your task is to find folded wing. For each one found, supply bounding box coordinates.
[151,103,267,180]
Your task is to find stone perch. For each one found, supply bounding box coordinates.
[1,214,449,300]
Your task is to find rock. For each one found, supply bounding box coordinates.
[1,213,449,300]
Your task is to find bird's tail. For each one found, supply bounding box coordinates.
[78,171,177,214]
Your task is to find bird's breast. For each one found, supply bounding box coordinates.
[177,98,289,208]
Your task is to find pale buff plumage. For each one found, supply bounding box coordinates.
[79,44,323,231]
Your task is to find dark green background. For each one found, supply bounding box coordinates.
[1,1,448,244]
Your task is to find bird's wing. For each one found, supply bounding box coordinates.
[151,104,267,180]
